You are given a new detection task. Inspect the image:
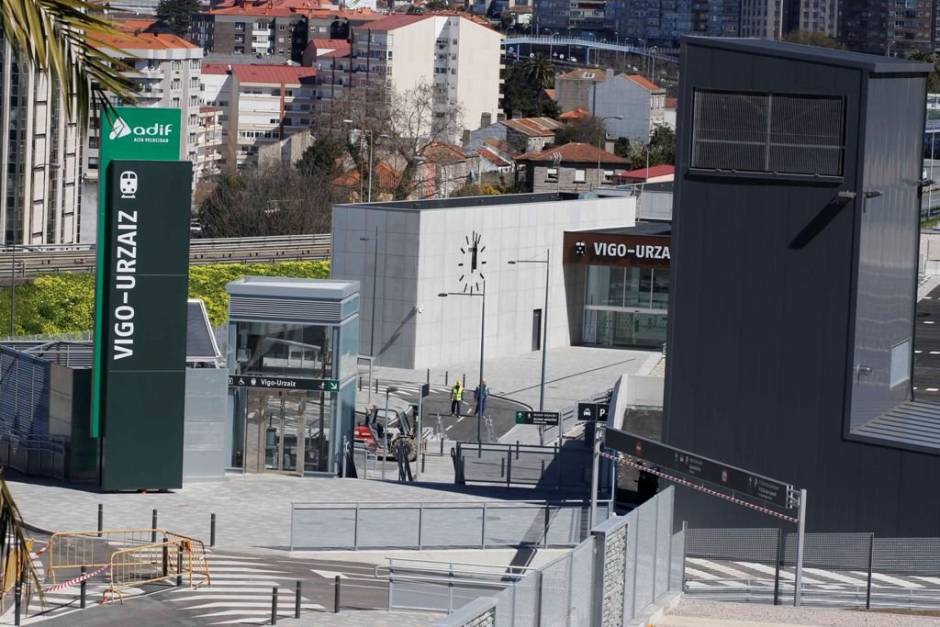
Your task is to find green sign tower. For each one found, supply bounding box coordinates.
[92,108,181,439]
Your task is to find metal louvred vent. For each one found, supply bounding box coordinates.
[229,296,343,323]
[692,90,845,177]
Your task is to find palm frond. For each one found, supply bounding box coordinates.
[0,473,43,610]
[0,0,138,124]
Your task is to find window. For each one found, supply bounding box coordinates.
[546,167,558,182]
[574,169,586,183]
[603,169,614,182]
[890,339,911,387]
[691,89,845,177]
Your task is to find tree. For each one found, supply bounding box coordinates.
[198,165,336,237]
[503,59,560,118]
[553,115,607,147]
[0,0,137,121]
[614,137,631,159]
[908,50,940,93]
[622,126,677,170]
[784,31,841,49]
[156,0,200,37]
[297,136,345,178]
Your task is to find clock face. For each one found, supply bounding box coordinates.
[458,231,486,293]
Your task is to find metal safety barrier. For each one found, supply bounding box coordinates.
[289,499,609,551]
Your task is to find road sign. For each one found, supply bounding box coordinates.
[420,383,430,398]
[228,375,340,392]
[515,411,560,426]
[578,402,610,422]
[605,428,795,510]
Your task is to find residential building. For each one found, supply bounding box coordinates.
[0,38,82,245]
[467,118,561,156]
[88,24,205,177]
[841,0,932,55]
[607,0,738,45]
[516,142,627,192]
[257,130,315,168]
[594,71,665,141]
[557,69,665,141]
[193,0,385,63]
[201,64,317,170]
[194,107,224,181]
[417,142,481,198]
[337,14,503,134]
[739,0,838,39]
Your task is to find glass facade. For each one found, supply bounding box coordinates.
[229,321,338,474]
[582,266,669,348]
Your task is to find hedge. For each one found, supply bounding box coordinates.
[0,260,330,336]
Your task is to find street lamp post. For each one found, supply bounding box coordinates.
[359,226,380,358]
[508,251,550,411]
[438,281,486,443]
[596,115,623,189]
[383,386,398,481]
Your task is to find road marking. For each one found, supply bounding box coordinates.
[851,572,924,588]
[802,568,869,586]
[916,350,924,354]
[930,351,940,355]
[686,558,752,579]
[684,566,723,581]
[914,576,940,585]
[310,569,348,579]
[924,321,935,324]
[926,388,939,392]
[732,561,825,584]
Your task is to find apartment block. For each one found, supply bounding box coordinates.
[201,64,317,170]
[326,14,501,134]
[88,23,207,177]
[0,39,82,245]
[193,0,385,63]
[606,0,738,45]
[841,0,932,55]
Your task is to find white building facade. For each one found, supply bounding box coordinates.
[331,193,637,368]
[0,39,82,245]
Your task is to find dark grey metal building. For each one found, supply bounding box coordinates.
[664,37,936,535]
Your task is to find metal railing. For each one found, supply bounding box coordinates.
[289,499,608,551]
[434,487,682,626]
[454,441,597,491]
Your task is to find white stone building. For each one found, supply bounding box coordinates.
[331,192,637,368]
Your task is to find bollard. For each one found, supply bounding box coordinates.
[462,373,466,387]
[80,566,87,608]
[294,580,301,618]
[176,544,183,586]
[421,453,426,473]
[445,370,449,385]
[439,437,444,456]
[210,513,216,547]
[426,368,430,385]
[271,585,279,624]
[333,575,341,613]
[151,509,158,543]
[374,378,378,394]
[162,538,169,577]
[97,504,103,537]
[14,574,21,626]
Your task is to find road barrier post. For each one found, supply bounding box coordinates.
[176,544,183,586]
[162,538,168,577]
[151,509,158,543]
[295,581,301,618]
[334,575,341,613]
[866,532,874,609]
[773,527,783,605]
[14,570,21,626]
[210,513,216,547]
[271,585,278,624]
[80,566,87,608]
[97,504,103,537]
[793,489,807,607]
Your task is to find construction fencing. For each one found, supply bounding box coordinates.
[430,488,682,626]
[289,500,609,551]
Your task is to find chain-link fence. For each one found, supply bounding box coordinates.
[431,487,682,627]
[685,527,940,609]
[290,499,606,551]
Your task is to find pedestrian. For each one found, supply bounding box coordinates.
[450,380,463,416]
[474,380,489,417]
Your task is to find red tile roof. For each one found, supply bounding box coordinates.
[543,88,556,101]
[557,68,607,82]
[616,164,675,180]
[483,137,519,158]
[209,0,384,19]
[559,107,590,121]
[358,14,429,31]
[625,74,663,92]
[478,147,511,167]
[308,38,351,58]
[422,142,469,165]
[201,63,232,75]
[232,64,316,84]
[517,142,628,165]
[502,117,562,137]
[91,30,199,51]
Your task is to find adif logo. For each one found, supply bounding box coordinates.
[109,118,174,143]
[109,117,132,140]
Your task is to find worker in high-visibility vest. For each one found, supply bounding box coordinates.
[450,381,463,417]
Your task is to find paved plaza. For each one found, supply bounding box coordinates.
[8,473,571,550]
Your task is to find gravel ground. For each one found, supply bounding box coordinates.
[277,609,440,626]
[668,598,940,626]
